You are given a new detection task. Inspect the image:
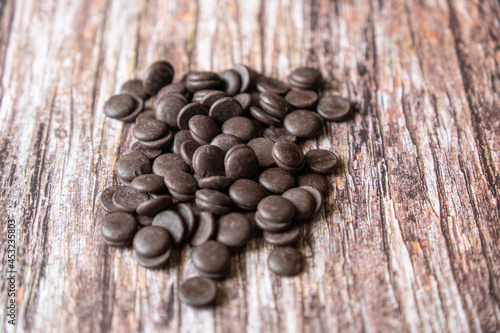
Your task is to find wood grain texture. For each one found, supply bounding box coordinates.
[1,0,499,332]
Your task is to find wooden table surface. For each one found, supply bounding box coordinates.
[1,0,500,332]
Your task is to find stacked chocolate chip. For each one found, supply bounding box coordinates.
[100,60,352,307]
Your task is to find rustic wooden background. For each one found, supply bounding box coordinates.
[1,0,499,332]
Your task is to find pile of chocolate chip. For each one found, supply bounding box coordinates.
[100,61,352,307]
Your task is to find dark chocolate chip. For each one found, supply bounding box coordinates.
[221,117,256,142]
[209,97,243,125]
[153,153,190,177]
[220,69,241,96]
[256,76,289,95]
[177,103,209,130]
[189,115,221,145]
[156,96,187,130]
[191,211,216,246]
[143,61,174,95]
[272,140,305,172]
[111,187,149,212]
[296,173,330,197]
[216,212,252,248]
[120,79,150,100]
[192,145,226,178]
[210,133,243,153]
[259,167,295,194]
[282,187,315,220]
[180,277,218,307]
[136,195,174,217]
[152,210,186,244]
[304,149,338,173]
[192,240,231,277]
[224,144,260,180]
[268,247,303,276]
[101,212,137,246]
[317,95,351,121]
[263,225,300,246]
[247,138,275,168]
[228,179,266,211]
[195,189,233,215]
[284,110,322,138]
[131,174,167,193]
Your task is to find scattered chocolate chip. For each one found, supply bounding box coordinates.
[268,247,303,276]
[304,149,338,173]
[180,277,218,307]
[101,212,137,247]
[317,94,351,121]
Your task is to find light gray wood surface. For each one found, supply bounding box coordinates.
[1,0,499,332]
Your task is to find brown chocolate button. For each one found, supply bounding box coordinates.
[153,153,190,177]
[130,141,162,160]
[282,187,315,220]
[152,210,186,244]
[259,167,295,194]
[299,185,324,215]
[101,212,137,247]
[172,130,193,155]
[210,133,243,153]
[133,226,171,258]
[263,225,300,246]
[136,196,173,217]
[174,203,197,237]
[220,69,241,96]
[216,212,252,248]
[256,195,295,225]
[263,127,297,143]
[288,67,321,90]
[189,115,221,145]
[180,140,201,166]
[233,93,252,111]
[132,119,169,142]
[221,117,256,142]
[192,145,226,178]
[180,277,218,307]
[131,174,167,193]
[156,96,187,130]
[247,138,275,168]
[111,187,149,212]
[268,247,303,276]
[200,90,228,108]
[304,149,338,173]
[272,140,305,172]
[192,240,231,278]
[100,186,126,213]
[249,106,282,127]
[143,61,174,95]
[284,110,322,138]
[115,152,152,182]
[198,176,233,190]
[191,211,216,246]
[177,103,209,130]
[195,189,233,215]
[256,76,289,95]
[228,179,266,211]
[209,97,243,125]
[284,89,318,109]
[104,94,142,119]
[317,95,351,121]
[296,173,330,196]
[164,171,198,197]
[120,79,150,100]
[224,144,259,180]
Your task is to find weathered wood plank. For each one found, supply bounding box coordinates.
[0,0,499,332]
